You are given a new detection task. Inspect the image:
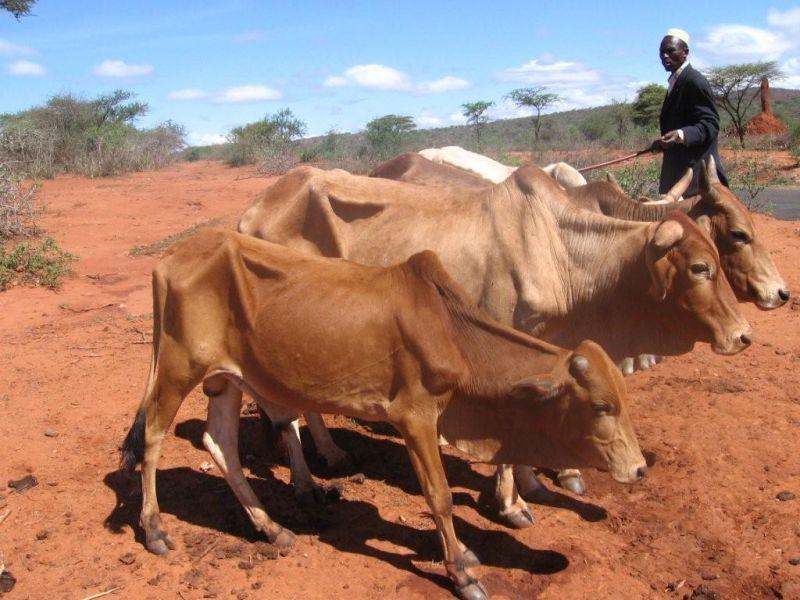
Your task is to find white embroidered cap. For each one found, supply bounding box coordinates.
[665,28,690,46]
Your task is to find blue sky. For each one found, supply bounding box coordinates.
[2,1,800,145]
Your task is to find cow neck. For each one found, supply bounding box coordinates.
[548,200,652,309]
[538,201,698,359]
[430,280,564,398]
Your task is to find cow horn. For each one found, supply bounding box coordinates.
[700,155,720,193]
[663,167,693,202]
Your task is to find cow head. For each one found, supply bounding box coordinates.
[694,156,789,310]
[645,211,752,355]
[509,340,646,484]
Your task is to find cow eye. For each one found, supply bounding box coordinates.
[592,402,611,415]
[690,262,710,276]
[730,230,750,243]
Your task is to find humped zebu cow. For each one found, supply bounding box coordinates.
[419,145,588,188]
[236,163,751,528]
[373,153,789,314]
[365,150,788,500]
[120,228,646,600]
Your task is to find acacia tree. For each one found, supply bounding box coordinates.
[364,114,415,160]
[705,61,784,147]
[505,87,560,144]
[631,83,667,130]
[461,101,493,149]
[1,0,35,18]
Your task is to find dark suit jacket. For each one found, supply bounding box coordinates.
[659,63,728,195]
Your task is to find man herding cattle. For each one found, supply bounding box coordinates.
[657,28,729,197]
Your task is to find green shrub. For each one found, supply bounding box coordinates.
[791,122,800,163]
[227,109,306,174]
[607,160,661,198]
[363,114,415,161]
[0,237,76,290]
[0,91,185,178]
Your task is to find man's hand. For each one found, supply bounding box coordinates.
[659,130,683,148]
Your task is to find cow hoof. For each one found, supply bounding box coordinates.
[456,581,489,600]
[326,455,355,474]
[296,485,329,507]
[462,548,481,568]
[557,472,587,496]
[272,528,296,551]
[619,357,635,376]
[146,532,175,556]
[501,506,534,529]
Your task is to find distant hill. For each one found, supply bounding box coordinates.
[185,87,800,163]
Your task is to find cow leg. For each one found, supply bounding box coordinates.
[494,465,534,529]
[398,417,487,600]
[556,469,586,495]
[277,418,328,506]
[203,382,295,549]
[304,412,352,470]
[140,377,189,555]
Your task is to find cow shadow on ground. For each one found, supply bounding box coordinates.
[172,416,608,525]
[103,466,568,594]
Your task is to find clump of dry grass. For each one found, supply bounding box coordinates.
[0,161,39,239]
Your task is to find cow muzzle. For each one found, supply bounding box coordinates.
[750,282,791,310]
[611,460,647,484]
[712,325,753,355]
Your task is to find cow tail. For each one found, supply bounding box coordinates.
[120,271,164,474]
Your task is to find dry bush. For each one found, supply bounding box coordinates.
[727,153,790,213]
[0,162,38,239]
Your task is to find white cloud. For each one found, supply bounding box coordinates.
[168,88,208,100]
[415,112,443,128]
[449,112,468,124]
[767,7,800,31]
[696,25,792,61]
[497,55,600,87]
[325,64,411,91]
[417,76,470,94]
[211,85,282,103]
[782,56,800,88]
[324,64,470,94]
[0,38,33,55]
[7,59,45,76]
[323,75,349,87]
[188,132,228,146]
[232,30,265,44]
[93,59,154,78]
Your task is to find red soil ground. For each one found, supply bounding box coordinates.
[1,160,799,600]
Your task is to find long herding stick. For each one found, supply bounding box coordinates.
[577,143,661,174]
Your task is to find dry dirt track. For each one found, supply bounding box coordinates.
[1,160,799,600]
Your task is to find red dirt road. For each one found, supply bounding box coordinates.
[1,161,799,600]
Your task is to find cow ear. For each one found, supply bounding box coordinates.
[649,219,684,253]
[509,376,564,402]
[695,214,713,237]
[646,220,682,301]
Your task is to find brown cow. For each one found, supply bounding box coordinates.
[567,158,790,310]
[120,228,645,600]
[238,164,751,527]
[372,153,788,311]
